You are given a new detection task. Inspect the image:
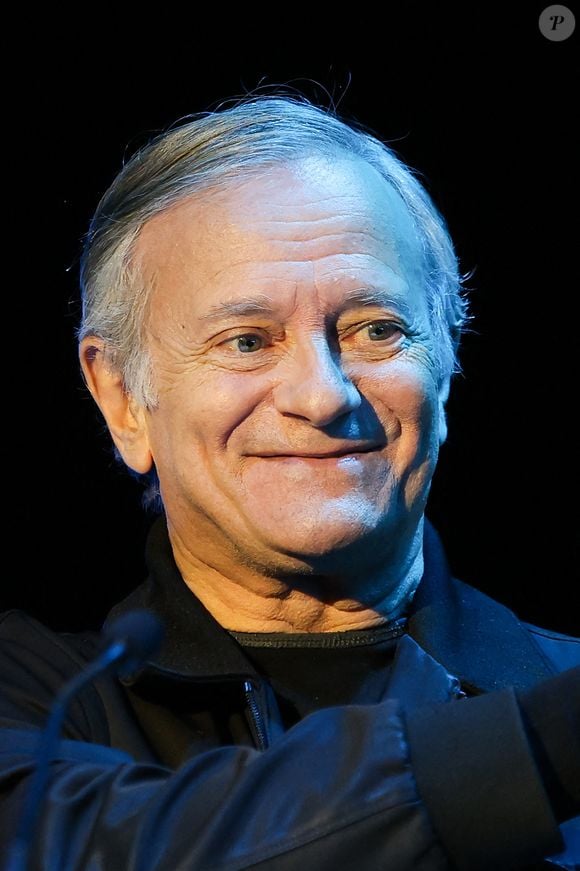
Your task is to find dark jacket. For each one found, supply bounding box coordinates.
[0,517,578,871]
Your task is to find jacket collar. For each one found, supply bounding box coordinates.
[408,521,554,692]
[104,514,553,693]
[105,515,258,684]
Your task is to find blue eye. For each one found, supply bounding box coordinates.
[366,322,401,341]
[233,334,264,353]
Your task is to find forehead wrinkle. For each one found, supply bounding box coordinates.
[241,210,385,232]
[240,198,358,224]
[139,172,424,325]
[146,239,419,313]
[228,210,407,258]
[138,188,416,287]
[246,231,400,257]
[203,250,409,280]
[160,245,410,300]
[196,266,419,326]
[157,250,421,325]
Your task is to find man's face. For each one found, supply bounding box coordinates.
[134,155,449,573]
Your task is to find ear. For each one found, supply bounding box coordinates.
[437,375,452,447]
[79,337,153,474]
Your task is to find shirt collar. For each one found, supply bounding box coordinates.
[103,514,553,693]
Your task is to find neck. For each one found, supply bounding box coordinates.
[167,517,425,634]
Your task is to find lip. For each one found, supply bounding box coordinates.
[256,449,381,462]
[253,446,382,459]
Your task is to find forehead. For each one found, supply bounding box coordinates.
[134,155,425,314]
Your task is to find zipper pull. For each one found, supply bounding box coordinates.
[450,675,467,699]
[243,680,269,750]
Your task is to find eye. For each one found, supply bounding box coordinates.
[357,321,403,342]
[222,333,266,353]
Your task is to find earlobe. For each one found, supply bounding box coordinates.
[79,337,154,474]
[438,403,448,447]
[437,376,451,447]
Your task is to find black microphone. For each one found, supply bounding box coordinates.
[5,609,165,871]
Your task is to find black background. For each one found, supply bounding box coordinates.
[5,5,578,634]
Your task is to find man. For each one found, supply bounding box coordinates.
[1,94,579,870]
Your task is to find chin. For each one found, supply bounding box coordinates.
[249,503,395,559]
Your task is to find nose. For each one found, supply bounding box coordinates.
[272,334,361,426]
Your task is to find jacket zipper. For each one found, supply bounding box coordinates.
[244,675,465,750]
[452,678,467,699]
[243,680,269,750]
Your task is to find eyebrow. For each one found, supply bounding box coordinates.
[198,287,411,323]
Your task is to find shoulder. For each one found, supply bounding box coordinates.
[0,608,102,686]
[1,608,101,653]
[0,609,106,738]
[520,619,580,672]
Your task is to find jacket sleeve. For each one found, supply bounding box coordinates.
[0,611,575,871]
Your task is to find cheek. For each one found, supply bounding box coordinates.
[368,364,440,511]
[368,361,438,434]
[150,370,267,461]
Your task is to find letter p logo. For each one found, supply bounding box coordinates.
[539,5,576,40]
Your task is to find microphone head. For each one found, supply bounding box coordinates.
[101,609,165,677]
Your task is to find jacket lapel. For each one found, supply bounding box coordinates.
[408,520,557,693]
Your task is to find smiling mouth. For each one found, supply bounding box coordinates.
[254,445,383,460]
[259,450,380,461]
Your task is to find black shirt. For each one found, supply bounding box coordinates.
[227,618,407,728]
